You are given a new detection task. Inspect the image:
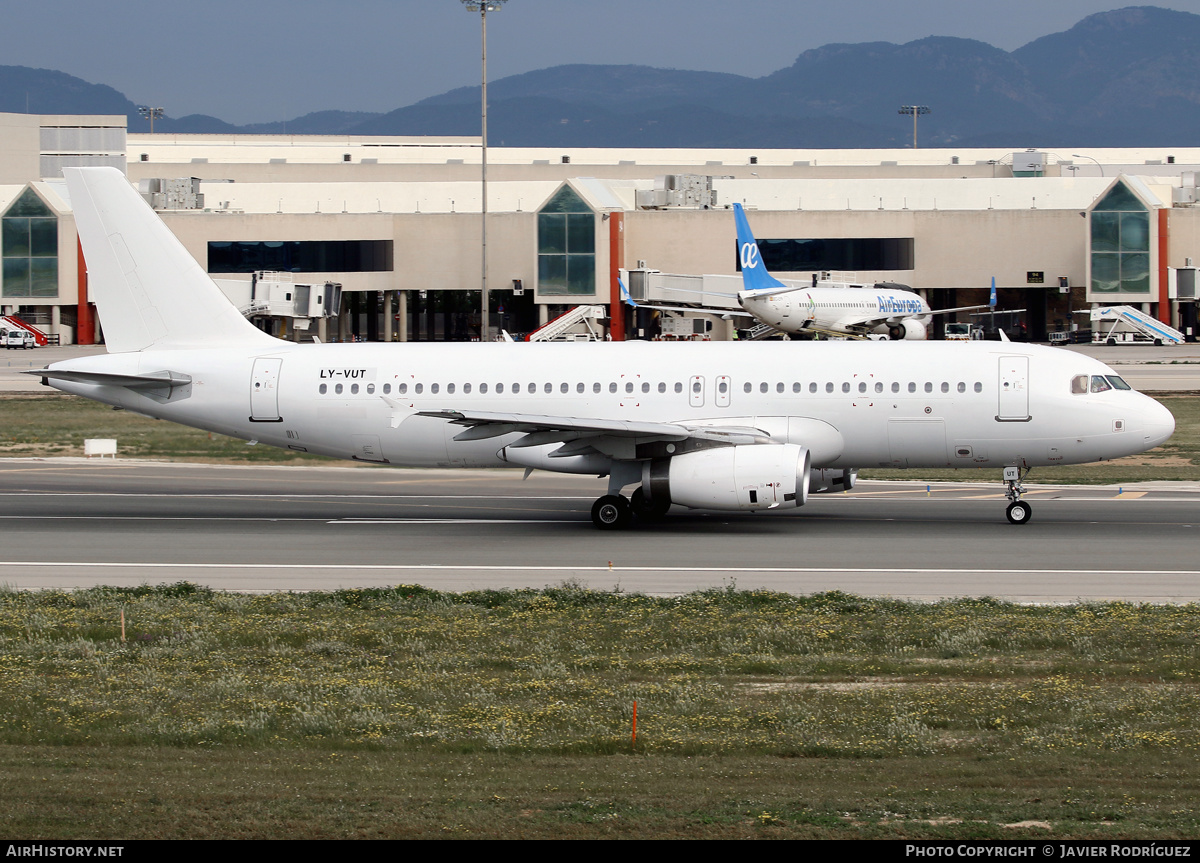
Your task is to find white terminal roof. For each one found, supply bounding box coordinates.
[126,135,1200,171]
[716,176,1169,212]
[183,175,1168,216]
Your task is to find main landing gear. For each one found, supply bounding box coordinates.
[591,487,671,529]
[1003,465,1032,525]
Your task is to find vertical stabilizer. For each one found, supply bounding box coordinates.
[733,203,787,294]
[65,167,277,352]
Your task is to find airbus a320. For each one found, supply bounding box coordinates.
[33,168,1174,529]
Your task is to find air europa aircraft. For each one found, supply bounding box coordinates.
[733,203,987,340]
[34,168,1173,529]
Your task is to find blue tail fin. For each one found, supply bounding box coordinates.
[734,203,786,294]
[989,277,997,308]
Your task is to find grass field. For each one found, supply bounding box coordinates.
[1,584,1198,838]
[1,392,1198,483]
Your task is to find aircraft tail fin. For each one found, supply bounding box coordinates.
[989,277,997,308]
[64,167,276,353]
[733,203,787,294]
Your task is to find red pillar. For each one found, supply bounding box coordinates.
[608,211,625,341]
[1158,208,1171,324]
[76,238,95,345]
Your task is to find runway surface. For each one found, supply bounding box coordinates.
[2,459,1198,602]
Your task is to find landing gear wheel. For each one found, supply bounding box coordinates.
[591,494,632,530]
[1005,501,1032,525]
[630,487,670,522]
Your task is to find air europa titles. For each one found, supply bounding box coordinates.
[877,295,925,314]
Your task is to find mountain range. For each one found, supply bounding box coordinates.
[3,6,1199,148]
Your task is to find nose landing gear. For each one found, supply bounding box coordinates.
[1003,465,1032,525]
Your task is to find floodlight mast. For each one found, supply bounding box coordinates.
[898,105,930,149]
[138,106,164,134]
[463,0,507,341]
[1072,153,1105,177]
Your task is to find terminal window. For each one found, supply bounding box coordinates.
[736,237,914,272]
[1090,181,1150,294]
[538,185,596,296]
[2,188,58,299]
[207,240,393,274]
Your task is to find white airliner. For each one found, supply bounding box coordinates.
[33,168,1173,529]
[733,203,987,340]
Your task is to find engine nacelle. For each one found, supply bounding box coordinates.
[646,444,811,512]
[809,468,857,494]
[891,318,927,340]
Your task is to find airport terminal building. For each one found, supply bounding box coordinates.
[3,110,1200,344]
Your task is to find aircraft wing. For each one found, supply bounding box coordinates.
[927,304,989,317]
[417,408,771,456]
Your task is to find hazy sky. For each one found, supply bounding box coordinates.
[3,1,1200,125]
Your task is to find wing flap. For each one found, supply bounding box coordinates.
[419,408,771,448]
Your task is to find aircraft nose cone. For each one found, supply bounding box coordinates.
[1142,398,1175,449]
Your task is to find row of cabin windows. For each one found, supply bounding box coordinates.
[316,379,985,396]
[746,381,982,395]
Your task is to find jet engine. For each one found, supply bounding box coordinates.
[889,318,928,340]
[645,444,811,511]
[809,468,857,494]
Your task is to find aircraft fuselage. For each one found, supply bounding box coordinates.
[45,339,1173,472]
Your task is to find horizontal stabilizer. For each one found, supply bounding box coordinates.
[25,368,191,390]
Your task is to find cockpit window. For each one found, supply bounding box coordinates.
[1106,375,1132,391]
[1071,375,1089,394]
[1090,375,1112,393]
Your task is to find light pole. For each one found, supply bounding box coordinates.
[463,0,506,342]
[1072,154,1105,177]
[898,105,930,149]
[138,106,164,134]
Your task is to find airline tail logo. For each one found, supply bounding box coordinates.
[733,203,786,294]
[740,242,761,271]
